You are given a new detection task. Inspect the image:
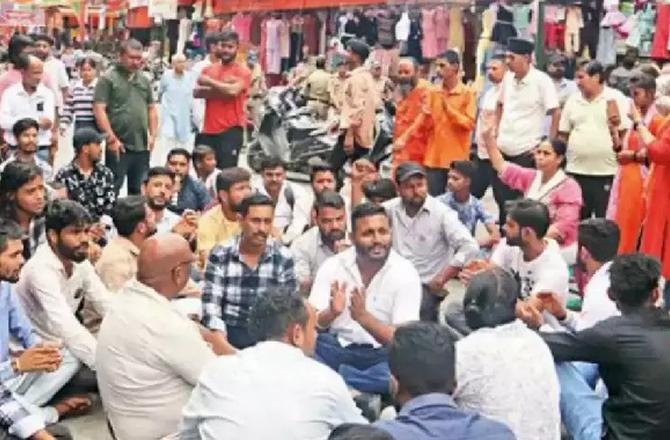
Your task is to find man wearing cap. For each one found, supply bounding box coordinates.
[423,50,477,196]
[493,37,560,226]
[302,56,332,120]
[384,161,479,321]
[331,39,380,173]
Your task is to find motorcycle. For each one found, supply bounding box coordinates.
[247,86,394,178]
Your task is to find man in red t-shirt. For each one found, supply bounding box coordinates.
[194,30,251,170]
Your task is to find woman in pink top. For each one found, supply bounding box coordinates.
[485,133,583,264]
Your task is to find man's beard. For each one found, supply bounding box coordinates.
[57,240,88,263]
[506,233,523,248]
[147,197,167,210]
[403,194,425,210]
[221,53,236,63]
[355,241,390,262]
[321,228,345,246]
[549,70,564,80]
[0,268,20,283]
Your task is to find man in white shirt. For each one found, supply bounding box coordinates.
[547,53,578,108]
[180,288,366,440]
[255,157,311,245]
[384,162,479,322]
[191,32,222,132]
[473,55,506,199]
[489,199,570,332]
[291,191,348,294]
[97,233,216,440]
[559,60,629,219]
[309,203,422,394]
[15,199,110,372]
[33,35,68,112]
[493,38,559,226]
[0,55,55,162]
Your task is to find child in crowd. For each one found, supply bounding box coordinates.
[438,160,500,251]
[192,144,221,199]
[0,118,53,181]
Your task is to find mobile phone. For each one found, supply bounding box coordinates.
[36,102,44,112]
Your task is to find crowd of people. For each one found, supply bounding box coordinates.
[0,21,668,440]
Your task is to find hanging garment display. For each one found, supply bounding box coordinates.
[652,2,670,59]
[435,6,450,54]
[421,8,439,59]
[448,6,465,54]
[491,2,517,46]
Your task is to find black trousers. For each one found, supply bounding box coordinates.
[471,157,496,199]
[196,126,243,170]
[330,135,370,187]
[105,149,150,196]
[569,173,614,219]
[491,150,535,227]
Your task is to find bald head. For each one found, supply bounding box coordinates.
[397,57,419,94]
[22,55,44,90]
[138,233,194,298]
[172,53,186,74]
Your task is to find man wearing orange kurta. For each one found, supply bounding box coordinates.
[392,58,432,174]
[423,50,477,196]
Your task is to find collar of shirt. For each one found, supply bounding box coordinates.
[392,195,438,228]
[231,234,282,264]
[15,82,50,99]
[125,279,171,307]
[398,392,458,417]
[443,82,467,96]
[338,245,398,283]
[114,236,141,259]
[513,67,537,86]
[575,89,607,104]
[77,78,98,90]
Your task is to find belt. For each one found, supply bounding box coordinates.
[308,97,330,105]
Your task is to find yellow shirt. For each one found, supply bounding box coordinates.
[197,206,241,257]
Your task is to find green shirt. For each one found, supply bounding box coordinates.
[94,65,155,152]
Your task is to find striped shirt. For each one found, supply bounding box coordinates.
[60,79,97,129]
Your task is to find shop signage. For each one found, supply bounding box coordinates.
[0,9,45,26]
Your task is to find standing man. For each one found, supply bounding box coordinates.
[384,162,478,322]
[328,59,349,115]
[158,54,194,151]
[392,57,430,173]
[370,60,394,109]
[609,47,639,95]
[494,38,560,226]
[194,30,250,170]
[331,39,379,172]
[0,55,55,164]
[302,56,332,120]
[94,39,157,196]
[546,53,578,108]
[559,60,627,219]
[472,55,506,199]
[192,32,222,133]
[201,193,297,350]
[423,50,477,196]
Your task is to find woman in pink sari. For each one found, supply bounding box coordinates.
[485,134,583,264]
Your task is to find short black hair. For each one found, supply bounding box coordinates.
[578,219,620,263]
[362,179,397,202]
[547,138,567,157]
[167,148,191,163]
[33,34,54,46]
[0,162,43,220]
[249,288,308,342]
[507,199,551,239]
[75,56,97,69]
[216,167,251,192]
[0,218,23,255]
[238,193,274,217]
[315,56,326,70]
[314,191,345,213]
[191,144,216,167]
[204,32,222,52]
[351,202,388,233]
[609,253,661,308]
[73,127,104,156]
[260,156,286,172]
[439,49,461,66]
[8,34,33,66]
[112,196,148,238]
[309,162,334,183]
[328,424,394,440]
[220,29,240,44]
[12,118,39,141]
[630,73,657,92]
[450,160,477,180]
[577,60,605,84]
[143,166,175,185]
[389,321,457,396]
[45,199,92,233]
[120,38,143,55]
[464,268,519,330]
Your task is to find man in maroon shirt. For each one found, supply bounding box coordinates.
[194,30,251,170]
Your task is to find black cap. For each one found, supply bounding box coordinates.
[507,37,534,55]
[395,161,426,184]
[347,38,370,62]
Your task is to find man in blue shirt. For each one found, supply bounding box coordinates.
[374,321,515,440]
[165,148,211,214]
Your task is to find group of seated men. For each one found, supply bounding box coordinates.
[0,122,669,440]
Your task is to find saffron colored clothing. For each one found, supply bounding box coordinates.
[392,80,432,170]
[500,164,582,249]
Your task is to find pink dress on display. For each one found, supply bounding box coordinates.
[435,7,450,54]
[265,18,282,74]
[231,13,252,44]
[421,9,439,59]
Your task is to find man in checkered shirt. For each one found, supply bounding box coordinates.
[201,193,297,350]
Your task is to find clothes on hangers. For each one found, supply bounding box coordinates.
[377,11,397,49]
[448,6,465,54]
[396,11,411,42]
[435,6,450,54]
[265,18,282,75]
[421,8,439,59]
[512,3,531,38]
[491,2,517,46]
[652,3,670,60]
[565,6,584,56]
[475,6,496,87]
[231,13,252,44]
[407,15,423,62]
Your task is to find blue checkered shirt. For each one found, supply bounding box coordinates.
[202,236,297,332]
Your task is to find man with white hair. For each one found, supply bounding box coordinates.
[158,54,194,150]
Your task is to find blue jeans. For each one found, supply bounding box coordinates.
[556,362,604,440]
[315,332,390,394]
